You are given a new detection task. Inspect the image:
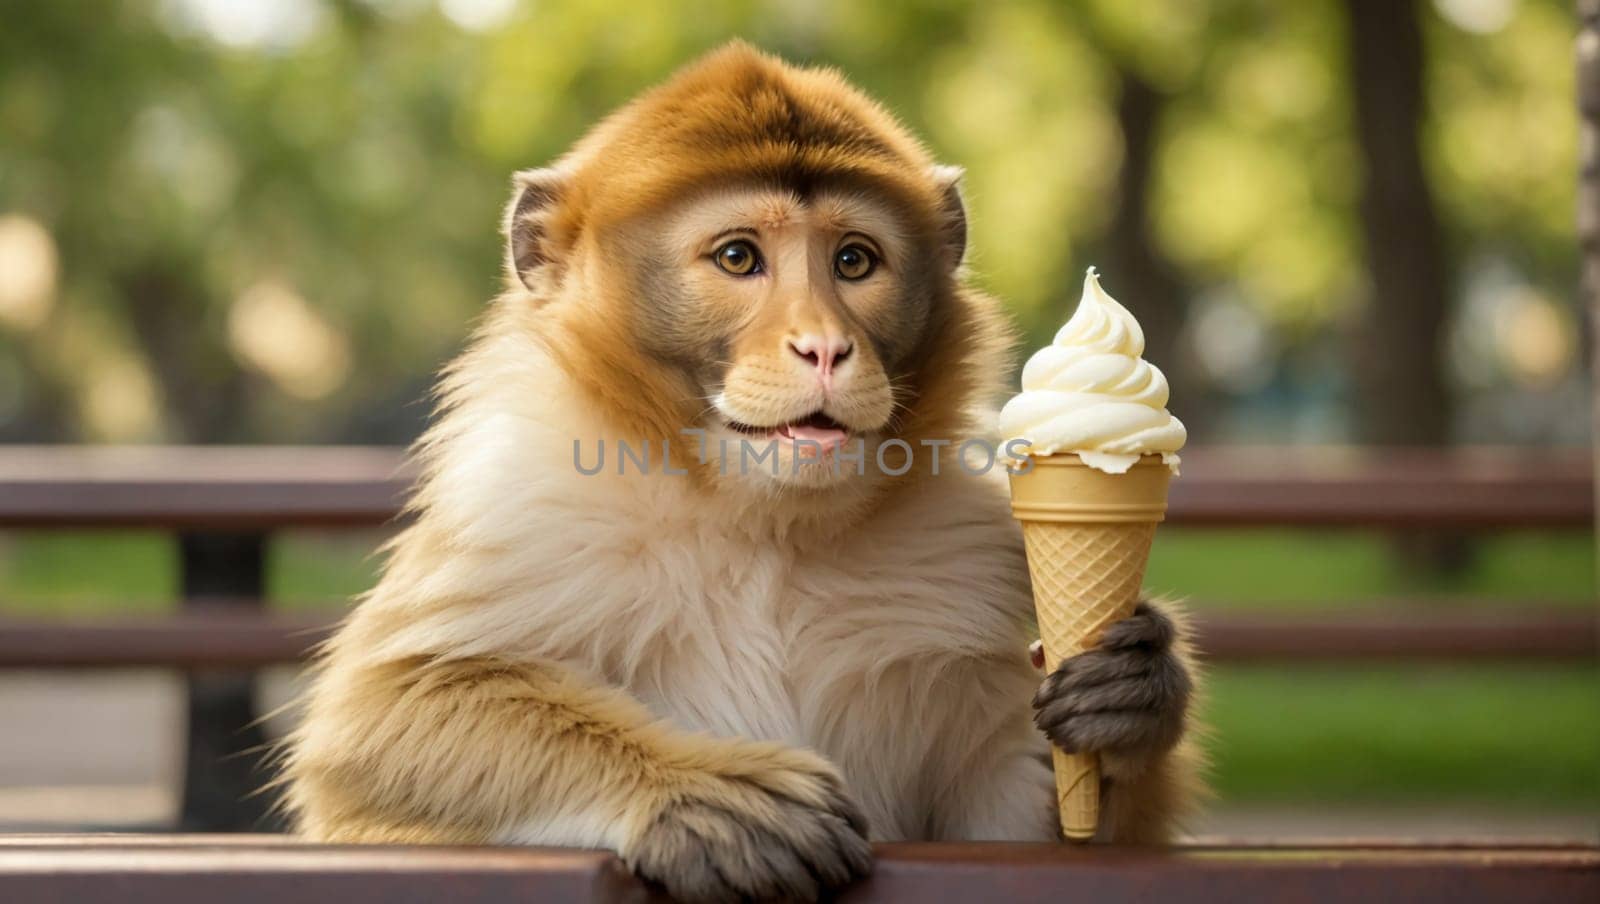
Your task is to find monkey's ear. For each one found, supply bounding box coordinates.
[930,164,967,271]
[504,167,569,292]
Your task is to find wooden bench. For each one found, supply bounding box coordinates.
[1,837,1596,902]
[0,445,1592,831]
[0,444,1590,529]
[0,607,1593,668]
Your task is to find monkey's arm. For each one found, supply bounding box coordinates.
[922,654,1061,841]
[1096,735,1206,844]
[1032,600,1206,844]
[928,738,1059,841]
[284,654,870,900]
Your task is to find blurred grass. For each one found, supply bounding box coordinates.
[1146,529,1596,606]
[0,528,1595,805]
[0,532,176,615]
[3,528,1591,611]
[1206,665,1600,804]
[268,531,385,605]
[0,530,384,615]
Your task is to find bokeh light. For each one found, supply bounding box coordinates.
[0,216,57,332]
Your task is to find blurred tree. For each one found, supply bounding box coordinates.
[0,0,1582,448]
[1099,72,1199,428]
[1346,0,1453,447]
[1067,2,1212,434]
[1346,0,1470,577]
[1581,0,1599,560]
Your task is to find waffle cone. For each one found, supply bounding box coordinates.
[1008,453,1171,840]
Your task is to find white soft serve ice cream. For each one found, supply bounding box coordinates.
[999,268,1186,473]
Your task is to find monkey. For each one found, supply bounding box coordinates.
[279,42,1203,902]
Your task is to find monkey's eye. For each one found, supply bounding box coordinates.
[834,244,875,281]
[713,240,761,276]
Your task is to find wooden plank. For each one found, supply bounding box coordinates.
[0,608,1592,669]
[854,842,1600,903]
[0,838,638,904]
[1166,446,1594,528]
[0,610,333,669]
[1191,609,1600,663]
[8,834,1598,850]
[0,838,1593,904]
[0,446,411,529]
[0,446,1590,529]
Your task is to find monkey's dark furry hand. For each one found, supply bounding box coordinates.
[1032,600,1192,764]
[623,759,872,903]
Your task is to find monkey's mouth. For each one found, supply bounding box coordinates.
[724,410,851,452]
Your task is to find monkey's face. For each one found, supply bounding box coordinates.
[503,45,987,495]
[618,186,937,483]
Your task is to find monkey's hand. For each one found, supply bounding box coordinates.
[621,746,872,903]
[1031,600,1192,772]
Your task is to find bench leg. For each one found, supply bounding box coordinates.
[178,531,283,832]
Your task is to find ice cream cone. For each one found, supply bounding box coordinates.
[1008,452,1171,841]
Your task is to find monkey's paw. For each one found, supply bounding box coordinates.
[1032,600,1192,764]
[622,756,872,903]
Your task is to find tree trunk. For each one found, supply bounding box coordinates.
[1100,72,1216,436]
[119,261,249,443]
[1344,0,1466,577]
[1344,0,1452,446]
[1103,74,1182,375]
[1579,0,1600,561]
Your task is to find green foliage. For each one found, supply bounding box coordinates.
[0,0,1581,442]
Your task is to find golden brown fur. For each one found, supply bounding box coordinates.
[281,42,1203,901]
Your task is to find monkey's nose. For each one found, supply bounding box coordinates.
[788,335,853,388]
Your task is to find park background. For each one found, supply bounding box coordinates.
[0,0,1594,837]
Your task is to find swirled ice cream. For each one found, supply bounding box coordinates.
[998,268,1185,473]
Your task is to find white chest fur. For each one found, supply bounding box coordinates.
[621,535,804,744]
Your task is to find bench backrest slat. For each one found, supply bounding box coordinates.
[0,446,1591,529]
